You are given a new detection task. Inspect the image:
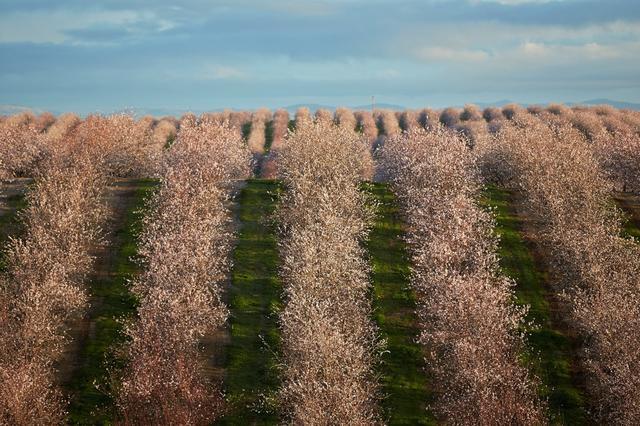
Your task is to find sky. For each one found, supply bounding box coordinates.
[1,0,639,114]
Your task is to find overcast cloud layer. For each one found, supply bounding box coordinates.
[1,0,639,113]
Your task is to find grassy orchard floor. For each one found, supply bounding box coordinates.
[3,174,606,423]
[221,180,435,425]
[614,193,640,240]
[480,186,587,424]
[362,182,435,425]
[0,184,28,271]
[2,175,601,424]
[66,179,158,425]
[218,179,283,425]
[0,193,27,241]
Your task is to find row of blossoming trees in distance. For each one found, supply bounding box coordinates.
[0,104,639,424]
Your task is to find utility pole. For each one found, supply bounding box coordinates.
[371,95,375,114]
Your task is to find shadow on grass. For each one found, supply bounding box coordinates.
[614,193,640,241]
[0,191,27,272]
[362,182,435,425]
[217,179,282,425]
[66,179,159,425]
[481,185,587,425]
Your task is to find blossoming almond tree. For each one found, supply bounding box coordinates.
[247,108,272,155]
[0,146,108,424]
[276,121,380,424]
[375,109,401,138]
[0,118,48,179]
[117,120,251,425]
[261,109,289,178]
[354,110,378,148]
[294,107,312,130]
[67,114,162,178]
[335,107,357,131]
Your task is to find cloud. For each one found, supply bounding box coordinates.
[0,0,639,111]
[396,20,640,61]
[517,41,623,60]
[470,0,567,4]
[414,47,490,62]
[206,66,247,80]
[0,8,177,44]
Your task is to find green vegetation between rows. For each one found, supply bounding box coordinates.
[622,217,640,240]
[362,182,435,425]
[480,185,587,425]
[241,122,252,141]
[614,194,640,241]
[0,191,28,272]
[254,120,275,176]
[263,120,274,153]
[218,179,282,425]
[67,179,159,425]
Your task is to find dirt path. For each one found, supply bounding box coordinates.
[58,178,158,424]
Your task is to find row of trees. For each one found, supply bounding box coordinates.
[294,107,312,130]
[276,122,379,423]
[117,120,252,424]
[1,105,638,423]
[564,109,640,193]
[0,111,186,424]
[442,103,640,196]
[0,121,44,179]
[247,108,272,155]
[355,111,378,144]
[0,146,108,424]
[374,110,401,139]
[381,127,545,424]
[483,117,640,423]
[261,109,290,178]
[335,107,357,131]
[314,109,334,125]
[0,111,180,180]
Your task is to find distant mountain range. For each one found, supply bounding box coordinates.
[573,99,640,110]
[470,99,640,110]
[2,99,640,117]
[282,103,405,114]
[283,100,640,113]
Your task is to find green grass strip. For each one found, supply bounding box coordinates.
[622,217,640,240]
[263,120,274,153]
[614,194,640,241]
[0,191,27,272]
[362,182,435,425]
[218,179,282,425]
[481,185,587,425]
[241,122,252,141]
[254,120,275,177]
[67,179,158,425]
